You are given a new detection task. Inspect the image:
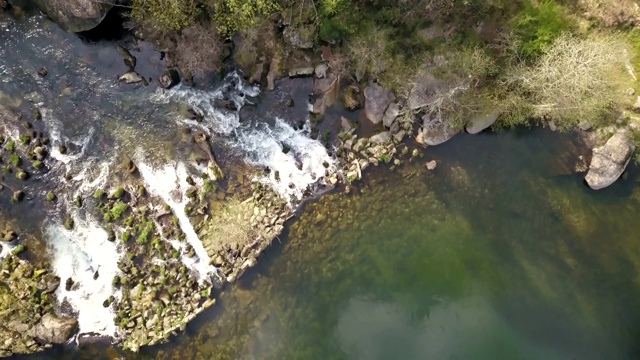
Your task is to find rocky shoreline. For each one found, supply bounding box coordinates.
[1,0,639,357]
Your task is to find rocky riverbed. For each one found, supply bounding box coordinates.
[0,1,636,358]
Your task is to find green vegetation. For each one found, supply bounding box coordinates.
[94,189,105,199]
[4,140,14,152]
[512,0,573,60]
[130,0,198,30]
[213,0,280,36]
[8,154,20,167]
[46,192,56,201]
[110,201,129,220]
[136,222,155,245]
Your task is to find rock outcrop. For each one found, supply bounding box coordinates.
[585,131,636,190]
[33,0,113,33]
[364,83,395,125]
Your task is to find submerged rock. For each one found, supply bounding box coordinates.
[422,114,458,146]
[585,131,636,190]
[364,83,395,125]
[33,0,113,33]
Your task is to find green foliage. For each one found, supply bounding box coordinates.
[110,201,129,220]
[213,0,280,37]
[136,222,154,245]
[4,140,15,152]
[131,0,197,30]
[94,189,105,199]
[8,154,20,167]
[19,134,30,145]
[319,0,349,17]
[512,0,573,60]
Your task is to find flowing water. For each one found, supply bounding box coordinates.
[4,9,640,360]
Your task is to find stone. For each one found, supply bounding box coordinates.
[118,72,144,85]
[315,63,329,78]
[288,67,315,78]
[426,160,437,170]
[585,131,636,190]
[364,83,395,124]
[548,121,557,132]
[370,132,392,144]
[0,0,9,11]
[283,25,316,49]
[634,96,640,113]
[382,102,400,128]
[465,113,499,134]
[27,313,77,344]
[33,0,112,32]
[340,116,355,132]
[37,68,48,78]
[578,121,592,131]
[422,114,458,146]
[158,69,180,89]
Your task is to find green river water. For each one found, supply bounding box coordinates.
[4,7,640,360]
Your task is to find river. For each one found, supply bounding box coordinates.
[4,8,640,360]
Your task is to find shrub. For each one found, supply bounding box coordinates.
[173,23,224,76]
[212,0,280,36]
[501,33,631,129]
[511,0,573,60]
[130,0,198,30]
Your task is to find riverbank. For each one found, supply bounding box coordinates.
[1,0,640,357]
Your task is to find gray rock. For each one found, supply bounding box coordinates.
[382,102,400,128]
[585,131,636,190]
[369,132,392,144]
[288,67,315,78]
[158,69,180,89]
[315,63,329,78]
[578,121,592,131]
[118,71,144,84]
[465,113,499,134]
[422,115,458,146]
[283,25,316,49]
[364,83,395,124]
[33,0,112,32]
[27,314,77,344]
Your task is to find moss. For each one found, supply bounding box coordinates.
[110,201,129,220]
[124,216,135,227]
[512,0,573,61]
[94,189,105,199]
[4,140,15,152]
[15,169,28,180]
[11,244,25,255]
[136,185,146,197]
[46,192,56,201]
[103,212,113,223]
[8,154,20,167]
[75,196,83,208]
[136,223,154,245]
[11,190,24,202]
[121,231,131,243]
[32,160,43,169]
[19,134,30,145]
[64,216,74,230]
[111,186,125,199]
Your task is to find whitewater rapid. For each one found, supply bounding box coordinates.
[34,71,338,339]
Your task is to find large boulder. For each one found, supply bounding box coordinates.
[27,313,78,344]
[422,114,458,146]
[585,131,636,190]
[364,83,395,125]
[33,0,112,33]
[466,113,499,134]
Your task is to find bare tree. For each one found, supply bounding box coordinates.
[504,33,631,129]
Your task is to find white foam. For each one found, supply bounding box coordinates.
[46,215,122,338]
[151,72,259,136]
[236,118,337,202]
[41,108,95,164]
[136,157,215,281]
[151,72,337,203]
[0,241,13,261]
